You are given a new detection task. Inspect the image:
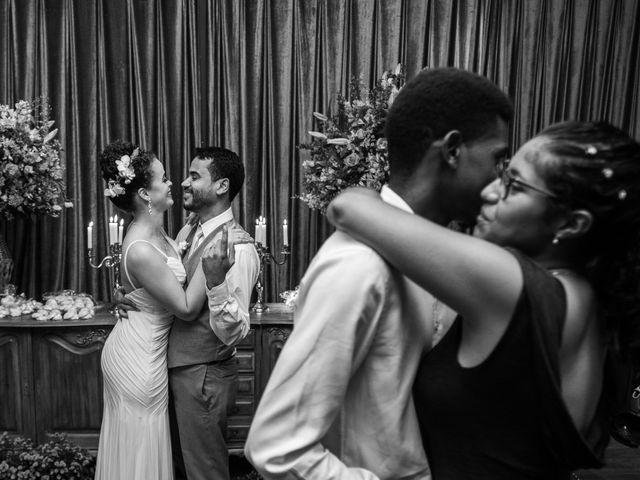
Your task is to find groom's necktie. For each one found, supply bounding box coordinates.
[189,224,204,258]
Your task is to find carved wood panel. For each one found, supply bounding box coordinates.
[31,328,105,445]
[0,331,33,438]
[258,326,292,396]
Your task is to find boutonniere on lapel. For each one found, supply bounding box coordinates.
[178,241,191,258]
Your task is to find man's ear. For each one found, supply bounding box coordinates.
[441,130,463,169]
[215,178,229,196]
[554,209,594,242]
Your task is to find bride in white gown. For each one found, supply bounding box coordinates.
[95,141,242,479]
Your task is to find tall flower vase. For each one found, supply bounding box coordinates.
[0,232,13,292]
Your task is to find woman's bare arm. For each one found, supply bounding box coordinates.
[126,243,206,321]
[327,188,523,327]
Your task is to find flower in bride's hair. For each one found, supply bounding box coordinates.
[116,152,136,184]
[298,64,405,213]
[104,180,125,198]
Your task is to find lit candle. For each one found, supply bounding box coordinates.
[109,216,116,245]
[261,216,267,248]
[255,219,261,245]
[118,219,124,245]
[87,221,93,249]
[283,219,288,247]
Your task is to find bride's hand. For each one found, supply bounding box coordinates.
[201,226,254,288]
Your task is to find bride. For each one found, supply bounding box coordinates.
[95,140,245,479]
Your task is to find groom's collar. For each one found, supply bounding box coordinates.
[200,207,234,238]
[381,185,414,214]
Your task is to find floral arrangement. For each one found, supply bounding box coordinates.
[298,64,405,213]
[0,432,96,479]
[0,98,72,220]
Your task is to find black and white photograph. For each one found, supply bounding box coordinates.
[1,1,639,479]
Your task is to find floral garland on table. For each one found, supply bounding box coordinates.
[0,98,72,220]
[298,64,406,213]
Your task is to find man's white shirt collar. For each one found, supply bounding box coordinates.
[199,207,234,237]
[380,185,414,214]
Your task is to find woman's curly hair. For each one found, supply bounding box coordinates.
[99,140,155,212]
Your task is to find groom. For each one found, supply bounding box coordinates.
[169,146,260,480]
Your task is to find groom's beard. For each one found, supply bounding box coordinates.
[183,189,213,212]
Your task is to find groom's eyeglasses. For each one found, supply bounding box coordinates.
[496,163,559,201]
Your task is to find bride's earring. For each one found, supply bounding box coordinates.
[148,198,153,215]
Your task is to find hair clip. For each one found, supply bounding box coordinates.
[618,189,627,200]
[602,167,614,179]
[586,145,598,156]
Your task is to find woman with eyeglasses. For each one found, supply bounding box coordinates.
[326,121,640,479]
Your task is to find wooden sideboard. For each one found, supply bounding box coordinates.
[0,303,293,454]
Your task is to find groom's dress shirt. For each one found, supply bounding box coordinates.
[246,186,454,480]
[200,207,260,346]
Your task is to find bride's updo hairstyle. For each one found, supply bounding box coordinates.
[99,140,155,212]
[535,121,640,360]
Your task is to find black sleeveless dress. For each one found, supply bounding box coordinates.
[413,250,610,480]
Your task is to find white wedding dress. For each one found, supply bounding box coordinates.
[96,240,184,480]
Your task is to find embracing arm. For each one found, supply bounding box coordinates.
[327,188,523,325]
[125,243,206,321]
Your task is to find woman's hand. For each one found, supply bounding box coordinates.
[327,187,383,230]
[201,226,254,288]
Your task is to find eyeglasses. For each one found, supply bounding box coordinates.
[497,165,559,201]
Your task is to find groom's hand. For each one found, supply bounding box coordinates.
[201,226,254,288]
[113,286,138,319]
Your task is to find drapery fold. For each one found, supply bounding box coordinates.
[1,0,639,301]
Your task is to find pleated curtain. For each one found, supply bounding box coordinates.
[1,0,639,300]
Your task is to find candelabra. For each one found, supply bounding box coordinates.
[252,243,290,313]
[87,243,122,299]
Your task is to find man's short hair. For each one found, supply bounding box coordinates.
[194,146,245,201]
[385,67,513,178]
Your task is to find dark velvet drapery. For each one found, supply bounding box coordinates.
[1,0,639,301]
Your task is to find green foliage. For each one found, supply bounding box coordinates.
[0,432,96,479]
[298,65,406,213]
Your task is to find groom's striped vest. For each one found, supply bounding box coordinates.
[167,219,243,368]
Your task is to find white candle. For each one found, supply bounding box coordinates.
[109,216,116,245]
[255,219,261,245]
[261,216,267,248]
[87,221,93,249]
[118,219,124,245]
[283,219,288,247]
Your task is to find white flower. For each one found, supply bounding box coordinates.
[308,131,328,140]
[116,154,136,183]
[313,112,328,122]
[326,138,349,145]
[178,240,191,256]
[104,180,126,197]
